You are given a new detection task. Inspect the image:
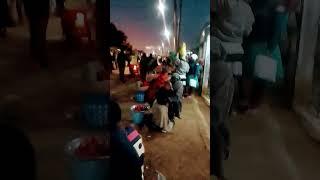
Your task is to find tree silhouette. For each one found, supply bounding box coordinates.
[110,22,132,52]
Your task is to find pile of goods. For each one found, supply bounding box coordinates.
[141,81,149,87]
[74,136,109,159]
[133,104,150,112]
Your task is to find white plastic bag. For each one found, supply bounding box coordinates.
[189,78,198,88]
[254,55,277,82]
[232,61,242,76]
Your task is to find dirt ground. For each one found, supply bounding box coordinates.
[0,18,210,180]
[110,72,210,179]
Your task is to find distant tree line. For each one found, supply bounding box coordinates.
[110,22,133,52]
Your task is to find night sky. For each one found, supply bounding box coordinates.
[110,0,210,51]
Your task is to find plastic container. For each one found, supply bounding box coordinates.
[135,91,145,103]
[130,104,149,124]
[65,136,110,180]
[81,93,109,128]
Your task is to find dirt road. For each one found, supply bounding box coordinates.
[110,74,210,180]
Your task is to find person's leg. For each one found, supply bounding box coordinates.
[212,61,234,179]
[38,16,49,67]
[16,0,23,24]
[119,66,125,81]
[173,100,181,119]
[0,27,6,38]
[29,16,48,68]
[239,77,252,112]
[0,0,9,38]
[28,17,37,60]
[250,79,265,109]
[168,102,175,122]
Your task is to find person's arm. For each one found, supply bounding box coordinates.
[243,3,255,37]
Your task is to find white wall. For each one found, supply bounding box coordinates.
[294,0,320,106]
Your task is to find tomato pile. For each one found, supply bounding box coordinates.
[74,136,109,159]
[141,81,149,87]
[134,104,149,112]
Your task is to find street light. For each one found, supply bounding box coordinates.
[164,28,170,41]
[158,0,166,16]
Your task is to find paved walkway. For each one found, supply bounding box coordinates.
[225,102,320,180]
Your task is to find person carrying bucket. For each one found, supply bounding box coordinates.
[109,100,145,180]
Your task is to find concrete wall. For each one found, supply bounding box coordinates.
[294,0,320,141]
[294,0,320,106]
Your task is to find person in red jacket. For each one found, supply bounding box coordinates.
[145,67,170,106]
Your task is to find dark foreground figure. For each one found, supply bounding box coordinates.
[23,0,50,68]
[109,100,145,180]
[0,123,36,180]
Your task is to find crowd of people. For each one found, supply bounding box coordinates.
[110,46,205,134]
[141,51,203,133]
[212,0,300,179]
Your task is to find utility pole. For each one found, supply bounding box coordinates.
[173,0,178,52]
[178,0,182,49]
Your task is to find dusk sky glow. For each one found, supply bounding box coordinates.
[110,0,210,51]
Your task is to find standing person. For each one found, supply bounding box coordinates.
[110,50,116,70]
[23,0,50,68]
[175,53,190,97]
[170,73,184,119]
[186,54,201,97]
[213,0,255,113]
[56,0,66,40]
[211,35,234,179]
[117,50,126,82]
[240,0,292,112]
[109,100,145,180]
[16,0,23,24]
[139,53,148,81]
[126,50,132,66]
[147,53,157,73]
[0,0,9,38]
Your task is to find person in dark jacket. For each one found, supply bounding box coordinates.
[109,100,145,180]
[117,50,127,82]
[0,0,9,38]
[139,53,148,81]
[23,0,50,68]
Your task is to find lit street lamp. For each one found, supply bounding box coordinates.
[158,0,166,16]
[164,28,170,42]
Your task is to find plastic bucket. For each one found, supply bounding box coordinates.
[135,91,145,103]
[65,136,110,180]
[130,104,149,124]
[81,93,109,128]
